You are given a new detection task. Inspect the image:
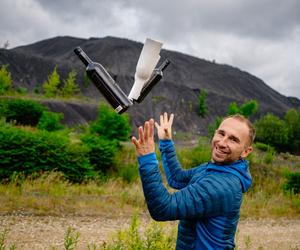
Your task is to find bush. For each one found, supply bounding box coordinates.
[0,98,47,126]
[254,113,289,150]
[0,121,93,182]
[37,111,65,131]
[81,133,118,173]
[283,171,300,194]
[90,103,131,141]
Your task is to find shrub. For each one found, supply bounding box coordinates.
[0,98,47,126]
[37,111,65,131]
[254,113,289,149]
[90,103,131,141]
[0,121,93,182]
[0,65,12,95]
[283,171,300,194]
[81,133,118,173]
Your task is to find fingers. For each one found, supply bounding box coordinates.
[131,136,139,148]
[149,119,154,138]
[138,126,144,144]
[164,112,168,124]
[144,121,149,141]
[169,113,174,127]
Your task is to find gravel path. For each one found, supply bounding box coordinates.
[0,215,299,249]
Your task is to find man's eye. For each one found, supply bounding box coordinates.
[217,131,224,136]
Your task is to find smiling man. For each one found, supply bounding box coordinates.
[131,113,255,250]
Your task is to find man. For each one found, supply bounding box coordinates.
[131,112,254,249]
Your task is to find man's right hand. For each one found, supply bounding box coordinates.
[155,112,174,140]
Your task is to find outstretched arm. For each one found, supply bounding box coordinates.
[155,113,195,189]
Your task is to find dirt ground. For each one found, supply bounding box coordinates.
[0,214,299,250]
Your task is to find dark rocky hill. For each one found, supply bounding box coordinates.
[0,36,299,134]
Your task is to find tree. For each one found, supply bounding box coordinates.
[0,65,12,95]
[284,108,300,149]
[227,102,239,115]
[43,66,60,97]
[239,100,259,117]
[227,100,258,117]
[61,70,80,98]
[198,89,207,117]
[254,113,289,149]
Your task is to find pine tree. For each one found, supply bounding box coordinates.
[43,66,60,98]
[61,70,80,98]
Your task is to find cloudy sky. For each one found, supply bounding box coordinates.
[1,0,300,98]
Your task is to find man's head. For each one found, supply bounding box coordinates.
[211,115,255,164]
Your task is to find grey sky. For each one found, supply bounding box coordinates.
[1,0,299,98]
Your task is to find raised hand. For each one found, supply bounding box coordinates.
[131,118,156,156]
[155,112,174,140]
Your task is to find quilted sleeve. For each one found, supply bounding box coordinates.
[159,140,197,190]
[138,152,242,221]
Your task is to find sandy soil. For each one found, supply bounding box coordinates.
[0,215,299,249]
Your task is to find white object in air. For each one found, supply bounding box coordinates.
[128,38,163,101]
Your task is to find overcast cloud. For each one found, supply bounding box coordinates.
[1,0,299,98]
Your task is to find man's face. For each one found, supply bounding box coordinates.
[211,118,253,164]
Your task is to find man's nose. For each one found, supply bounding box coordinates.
[218,137,228,147]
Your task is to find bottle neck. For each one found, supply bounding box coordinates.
[74,47,93,66]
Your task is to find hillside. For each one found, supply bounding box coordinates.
[0,36,299,134]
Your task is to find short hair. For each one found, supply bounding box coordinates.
[222,114,256,145]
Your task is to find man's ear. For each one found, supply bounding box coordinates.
[241,146,253,158]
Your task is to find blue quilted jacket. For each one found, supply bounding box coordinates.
[138,140,252,250]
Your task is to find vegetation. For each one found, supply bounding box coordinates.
[37,111,65,131]
[43,66,61,98]
[227,100,259,117]
[198,89,207,117]
[90,104,131,142]
[0,98,47,126]
[61,70,80,98]
[0,65,12,95]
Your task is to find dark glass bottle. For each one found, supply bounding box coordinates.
[136,59,170,103]
[74,47,132,114]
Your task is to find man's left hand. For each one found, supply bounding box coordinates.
[131,119,155,156]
